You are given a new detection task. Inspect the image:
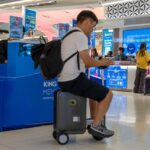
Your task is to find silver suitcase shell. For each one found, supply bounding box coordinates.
[54,90,86,134]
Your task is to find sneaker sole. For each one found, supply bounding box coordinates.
[88,127,114,138]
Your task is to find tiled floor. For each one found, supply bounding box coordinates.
[0,91,150,150]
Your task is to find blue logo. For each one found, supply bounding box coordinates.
[127,43,136,54]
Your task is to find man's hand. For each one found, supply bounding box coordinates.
[99,58,113,66]
[79,50,114,67]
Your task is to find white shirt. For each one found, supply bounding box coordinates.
[58,27,89,82]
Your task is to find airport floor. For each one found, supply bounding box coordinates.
[0,91,150,150]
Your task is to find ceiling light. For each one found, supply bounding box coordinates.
[48,0,55,3]
[11,6,16,9]
[0,0,49,8]
[101,0,135,6]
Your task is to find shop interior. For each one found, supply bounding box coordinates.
[0,1,150,148]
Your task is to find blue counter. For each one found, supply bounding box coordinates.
[0,41,58,131]
[89,65,136,91]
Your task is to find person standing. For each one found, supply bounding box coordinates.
[58,10,114,138]
[133,42,150,93]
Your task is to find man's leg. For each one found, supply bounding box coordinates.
[89,90,114,138]
[89,99,98,120]
[92,90,113,126]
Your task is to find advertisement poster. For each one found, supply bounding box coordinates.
[91,32,96,48]
[72,19,77,27]
[123,28,150,55]
[9,16,23,39]
[102,29,113,56]
[58,23,69,38]
[89,67,105,85]
[89,66,127,89]
[24,9,36,36]
[105,66,127,89]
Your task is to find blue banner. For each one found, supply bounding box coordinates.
[24,9,36,36]
[72,19,77,27]
[123,28,150,55]
[91,32,95,48]
[9,16,23,39]
[102,29,113,56]
[88,32,95,48]
[58,23,69,38]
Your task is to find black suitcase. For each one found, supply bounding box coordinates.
[144,75,150,95]
[53,90,87,144]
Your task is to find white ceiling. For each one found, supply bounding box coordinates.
[0,0,133,12]
[0,0,99,4]
[0,0,134,8]
[0,0,102,13]
[0,0,99,8]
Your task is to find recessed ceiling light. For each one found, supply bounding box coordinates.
[11,6,16,9]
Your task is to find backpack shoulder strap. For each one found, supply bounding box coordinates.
[63,51,80,70]
[62,29,80,40]
[64,51,78,63]
[62,29,81,70]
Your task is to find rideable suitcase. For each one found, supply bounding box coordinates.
[53,90,87,145]
[53,90,106,145]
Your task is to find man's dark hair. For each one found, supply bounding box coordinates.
[77,10,98,24]
[119,47,124,53]
[109,51,113,56]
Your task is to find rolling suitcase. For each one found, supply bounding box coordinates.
[53,90,106,145]
[53,90,87,145]
[144,75,150,95]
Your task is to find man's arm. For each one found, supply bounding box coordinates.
[79,50,113,68]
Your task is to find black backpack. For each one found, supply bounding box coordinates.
[31,29,80,80]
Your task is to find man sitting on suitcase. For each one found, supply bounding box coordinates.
[58,10,114,138]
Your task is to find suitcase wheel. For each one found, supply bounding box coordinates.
[56,132,69,145]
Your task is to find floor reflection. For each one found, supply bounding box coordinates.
[0,91,150,150]
[107,93,136,124]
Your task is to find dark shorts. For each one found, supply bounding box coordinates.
[58,73,109,102]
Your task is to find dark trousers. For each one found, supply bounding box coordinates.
[133,67,147,93]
